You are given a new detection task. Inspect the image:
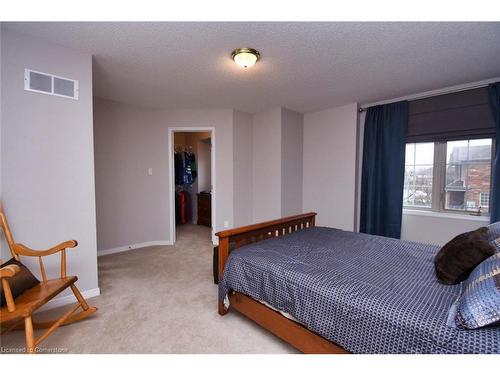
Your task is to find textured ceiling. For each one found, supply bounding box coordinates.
[3,22,500,113]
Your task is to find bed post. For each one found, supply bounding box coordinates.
[217,236,229,315]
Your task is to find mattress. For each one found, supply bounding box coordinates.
[218,226,500,354]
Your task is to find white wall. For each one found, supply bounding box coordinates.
[233,110,253,227]
[303,104,358,230]
[198,138,212,193]
[1,30,98,295]
[94,98,165,251]
[281,108,303,217]
[355,110,366,232]
[252,107,283,221]
[401,211,488,245]
[93,98,234,250]
[251,107,305,222]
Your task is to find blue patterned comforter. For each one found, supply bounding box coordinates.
[219,227,500,354]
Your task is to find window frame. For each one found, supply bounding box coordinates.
[403,139,495,217]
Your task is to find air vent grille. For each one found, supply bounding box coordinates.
[24,69,78,100]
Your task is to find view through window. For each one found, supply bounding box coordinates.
[404,142,434,208]
[445,139,492,213]
[403,138,493,214]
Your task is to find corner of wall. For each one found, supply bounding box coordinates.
[232,109,254,227]
[281,107,304,217]
[302,103,358,230]
[251,107,283,222]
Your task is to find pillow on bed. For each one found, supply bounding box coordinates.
[455,252,500,329]
[493,237,500,252]
[486,222,500,252]
[486,222,500,243]
[434,227,496,285]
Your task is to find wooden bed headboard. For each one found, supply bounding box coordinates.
[214,212,350,353]
[215,212,317,283]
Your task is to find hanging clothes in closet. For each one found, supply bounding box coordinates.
[175,148,197,186]
[174,147,197,225]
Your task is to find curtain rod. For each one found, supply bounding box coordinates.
[358,77,500,113]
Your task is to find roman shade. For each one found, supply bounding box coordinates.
[407,87,496,143]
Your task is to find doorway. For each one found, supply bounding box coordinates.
[168,128,215,245]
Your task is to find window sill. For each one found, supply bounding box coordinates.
[403,209,490,222]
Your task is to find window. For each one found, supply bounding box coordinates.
[404,143,434,208]
[403,138,493,215]
[445,139,492,213]
[480,192,490,208]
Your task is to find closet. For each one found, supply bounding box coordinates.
[174,132,212,232]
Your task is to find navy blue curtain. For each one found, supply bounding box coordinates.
[360,101,409,238]
[488,82,500,223]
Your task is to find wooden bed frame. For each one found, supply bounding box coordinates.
[216,212,349,354]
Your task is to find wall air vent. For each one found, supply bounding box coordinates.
[24,69,78,100]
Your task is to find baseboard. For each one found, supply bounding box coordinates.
[38,287,101,312]
[98,240,174,257]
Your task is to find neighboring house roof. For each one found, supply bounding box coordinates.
[448,145,491,164]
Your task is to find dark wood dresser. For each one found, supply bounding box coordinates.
[197,191,211,227]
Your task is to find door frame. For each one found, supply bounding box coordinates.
[168,127,216,245]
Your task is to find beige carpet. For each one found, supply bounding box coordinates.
[0,224,297,353]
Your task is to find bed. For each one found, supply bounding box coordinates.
[216,213,500,354]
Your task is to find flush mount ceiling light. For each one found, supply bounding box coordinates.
[231,48,260,69]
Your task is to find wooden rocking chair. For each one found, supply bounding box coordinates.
[0,206,97,353]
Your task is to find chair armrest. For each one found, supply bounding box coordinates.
[13,240,77,280]
[0,264,20,279]
[0,264,20,312]
[12,240,78,257]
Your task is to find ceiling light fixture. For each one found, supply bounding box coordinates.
[231,48,260,69]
